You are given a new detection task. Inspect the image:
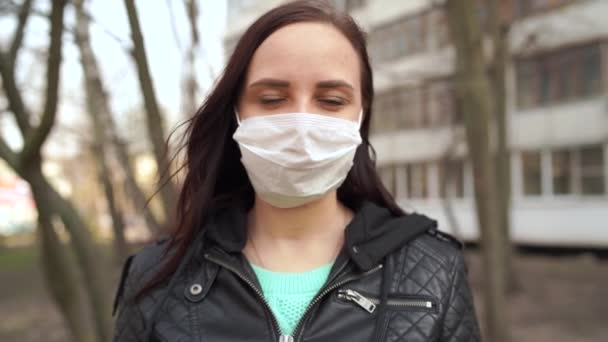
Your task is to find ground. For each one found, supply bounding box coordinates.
[0,244,606,341]
[467,246,608,341]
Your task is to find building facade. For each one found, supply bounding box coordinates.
[224,0,608,247]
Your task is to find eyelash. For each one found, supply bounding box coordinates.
[321,98,346,106]
[260,97,284,105]
[258,97,347,107]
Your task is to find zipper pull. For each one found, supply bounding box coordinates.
[279,335,294,342]
[337,289,376,313]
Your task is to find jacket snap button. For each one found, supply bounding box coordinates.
[190,284,203,296]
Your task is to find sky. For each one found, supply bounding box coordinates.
[0,0,227,158]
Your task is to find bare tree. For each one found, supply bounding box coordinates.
[35,190,94,342]
[123,0,178,226]
[90,138,129,263]
[0,1,112,341]
[488,0,518,293]
[73,0,163,249]
[78,30,129,263]
[439,130,466,241]
[182,0,200,117]
[446,0,510,341]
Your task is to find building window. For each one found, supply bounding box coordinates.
[427,80,462,127]
[429,8,450,48]
[369,14,426,63]
[439,159,465,198]
[516,43,603,109]
[516,60,538,108]
[548,146,606,196]
[401,88,424,129]
[372,79,461,134]
[579,145,605,195]
[373,86,423,133]
[372,91,391,134]
[581,45,603,97]
[394,164,409,199]
[552,150,572,195]
[408,163,428,198]
[522,151,542,195]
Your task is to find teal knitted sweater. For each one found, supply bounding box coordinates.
[250,261,334,336]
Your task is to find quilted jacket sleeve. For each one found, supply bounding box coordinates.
[112,254,147,342]
[440,251,482,342]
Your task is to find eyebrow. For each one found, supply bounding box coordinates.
[249,78,290,89]
[248,78,354,91]
[316,80,354,91]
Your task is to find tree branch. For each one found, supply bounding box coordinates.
[165,0,182,53]
[9,0,34,64]
[0,135,19,172]
[77,3,130,51]
[19,0,66,167]
[0,51,32,135]
[186,0,199,45]
[0,0,34,135]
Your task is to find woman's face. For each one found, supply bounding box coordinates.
[238,22,362,123]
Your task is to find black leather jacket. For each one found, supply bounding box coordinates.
[112,201,481,341]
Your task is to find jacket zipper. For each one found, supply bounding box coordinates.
[205,249,383,342]
[336,288,436,313]
[204,251,286,341]
[291,263,384,341]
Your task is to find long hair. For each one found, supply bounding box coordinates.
[135,0,404,301]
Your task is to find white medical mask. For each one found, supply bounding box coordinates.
[233,110,363,208]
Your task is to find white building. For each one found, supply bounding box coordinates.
[225,0,608,247]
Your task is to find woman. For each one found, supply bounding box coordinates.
[112,1,481,341]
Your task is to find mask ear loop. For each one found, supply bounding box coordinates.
[234,107,242,125]
[357,108,364,128]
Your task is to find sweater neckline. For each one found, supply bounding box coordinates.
[249,261,334,294]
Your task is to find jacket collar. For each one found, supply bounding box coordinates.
[204,200,436,271]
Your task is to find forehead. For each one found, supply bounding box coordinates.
[245,22,360,86]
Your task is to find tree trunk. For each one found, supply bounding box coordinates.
[114,138,164,235]
[488,0,518,294]
[439,133,465,241]
[34,187,95,342]
[124,0,178,225]
[74,0,127,264]
[74,0,163,237]
[1,1,112,341]
[182,0,200,117]
[91,142,129,264]
[446,1,510,341]
[24,167,114,342]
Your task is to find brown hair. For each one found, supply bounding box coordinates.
[136,0,404,301]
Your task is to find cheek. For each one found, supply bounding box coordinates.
[236,96,254,120]
[333,108,361,124]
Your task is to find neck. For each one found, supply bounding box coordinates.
[249,191,347,240]
[244,191,352,272]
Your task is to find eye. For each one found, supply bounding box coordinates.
[319,97,347,107]
[259,96,285,105]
